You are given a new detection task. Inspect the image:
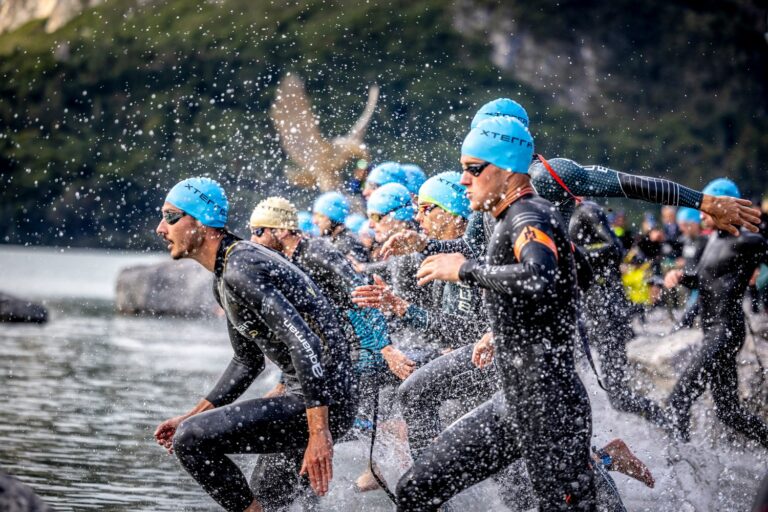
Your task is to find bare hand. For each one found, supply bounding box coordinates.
[701,195,761,236]
[381,345,417,380]
[347,255,364,273]
[351,275,409,316]
[300,429,334,496]
[664,269,683,289]
[472,332,495,369]
[380,230,427,259]
[154,416,185,454]
[416,253,466,286]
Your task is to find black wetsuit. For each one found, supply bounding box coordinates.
[674,232,709,329]
[290,237,390,369]
[570,201,666,425]
[397,192,595,511]
[668,229,768,447]
[172,234,356,511]
[328,225,370,263]
[397,278,489,459]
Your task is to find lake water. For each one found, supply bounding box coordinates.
[1,244,766,511]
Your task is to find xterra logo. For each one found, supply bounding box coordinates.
[184,183,227,217]
[283,319,324,378]
[480,129,532,148]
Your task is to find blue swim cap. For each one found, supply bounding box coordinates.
[345,213,367,233]
[402,164,427,195]
[367,183,415,222]
[298,211,320,236]
[676,207,701,225]
[366,162,408,188]
[165,177,228,228]
[461,117,534,174]
[471,98,529,129]
[313,191,350,224]
[702,178,740,199]
[418,172,471,219]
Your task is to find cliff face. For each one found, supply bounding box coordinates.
[452,2,604,113]
[0,0,100,34]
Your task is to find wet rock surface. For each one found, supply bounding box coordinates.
[0,468,53,512]
[115,259,218,318]
[0,292,48,323]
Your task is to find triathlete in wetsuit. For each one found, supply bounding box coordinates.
[248,196,391,371]
[570,200,666,425]
[352,172,489,458]
[398,117,595,511]
[666,207,708,331]
[664,178,768,448]
[313,191,370,262]
[153,178,355,512]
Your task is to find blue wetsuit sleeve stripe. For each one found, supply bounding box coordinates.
[347,308,391,352]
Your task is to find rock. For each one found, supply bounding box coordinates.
[0,468,53,512]
[451,1,605,112]
[627,311,768,405]
[0,292,48,323]
[115,259,218,318]
[0,0,102,35]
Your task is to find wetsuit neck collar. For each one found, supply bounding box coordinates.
[290,237,308,261]
[491,178,535,218]
[214,231,243,277]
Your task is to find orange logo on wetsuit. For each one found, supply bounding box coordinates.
[514,226,559,261]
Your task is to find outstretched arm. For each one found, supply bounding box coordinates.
[531,158,761,235]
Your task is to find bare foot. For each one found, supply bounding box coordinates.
[355,466,382,493]
[603,438,655,488]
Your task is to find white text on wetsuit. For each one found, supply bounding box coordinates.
[283,319,324,378]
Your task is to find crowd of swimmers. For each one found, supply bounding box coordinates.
[152,98,768,511]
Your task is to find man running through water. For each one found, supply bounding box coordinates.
[153,178,356,512]
[380,98,762,426]
[355,177,654,501]
[397,117,596,510]
[569,200,667,425]
[663,178,768,448]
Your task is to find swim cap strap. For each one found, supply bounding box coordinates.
[536,154,582,204]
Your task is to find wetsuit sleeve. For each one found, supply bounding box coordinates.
[225,272,331,408]
[424,210,486,258]
[581,206,625,263]
[205,321,265,407]
[459,220,560,298]
[402,303,487,348]
[533,158,704,208]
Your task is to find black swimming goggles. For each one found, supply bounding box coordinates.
[162,210,187,225]
[462,161,492,177]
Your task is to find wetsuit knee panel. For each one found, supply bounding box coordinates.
[172,417,211,457]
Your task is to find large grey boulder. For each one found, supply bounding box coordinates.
[115,259,218,317]
[0,469,52,512]
[0,292,47,323]
[627,312,768,403]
